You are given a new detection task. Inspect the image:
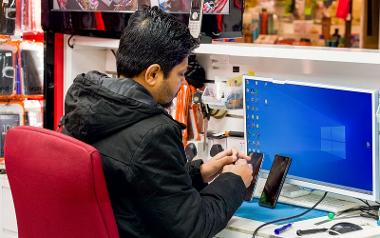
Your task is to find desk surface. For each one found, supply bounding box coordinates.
[216,214,380,238]
[235,200,327,224]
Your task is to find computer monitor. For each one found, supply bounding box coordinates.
[243,75,379,201]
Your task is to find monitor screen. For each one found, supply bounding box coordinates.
[244,76,378,200]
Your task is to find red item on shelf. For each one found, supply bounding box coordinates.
[336,0,351,19]
[95,12,106,31]
[260,9,268,35]
[22,32,44,42]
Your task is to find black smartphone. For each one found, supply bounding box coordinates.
[244,152,263,201]
[259,155,292,208]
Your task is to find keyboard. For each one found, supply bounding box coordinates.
[278,193,361,214]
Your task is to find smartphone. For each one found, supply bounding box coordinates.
[259,155,292,208]
[244,152,263,201]
[188,0,204,38]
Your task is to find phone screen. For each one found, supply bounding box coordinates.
[244,152,263,201]
[259,155,292,208]
[190,0,202,21]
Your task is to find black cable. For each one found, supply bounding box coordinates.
[67,34,75,49]
[110,49,117,59]
[252,192,328,238]
[356,198,370,207]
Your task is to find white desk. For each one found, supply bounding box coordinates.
[216,214,380,238]
[2,172,380,238]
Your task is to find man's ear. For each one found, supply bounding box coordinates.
[144,64,162,86]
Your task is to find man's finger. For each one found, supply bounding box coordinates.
[235,159,248,165]
[213,148,237,161]
[239,153,251,161]
[215,155,236,167]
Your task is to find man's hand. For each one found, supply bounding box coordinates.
[222,159,253,188]
[200,148,250,183]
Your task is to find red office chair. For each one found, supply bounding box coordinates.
[4,126,119,238]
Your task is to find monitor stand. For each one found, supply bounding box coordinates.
[278,184,360,214]
[281,184,312,198]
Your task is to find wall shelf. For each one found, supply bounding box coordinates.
[194,43,380,65]
[71,36,380,65]
[70,35,380,65]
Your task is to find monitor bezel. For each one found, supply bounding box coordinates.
[243,75,379,201]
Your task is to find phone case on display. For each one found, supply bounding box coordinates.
[188,0,204,38]
[20,41,44,97]
[0,0,16,35]
[0,42,18,96]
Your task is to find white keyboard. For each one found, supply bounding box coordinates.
[278,193,361,214]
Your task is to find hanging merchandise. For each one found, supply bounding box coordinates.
[54,0,138,11]
[175,82,193,146]
[203,0,229,14]
[323,0,333,8]
[22,0,42,32]
[0,0,16,35]
[20,41,44,97]
[285,0,295,15]
[336,0,350,19]
[260,8,269,34]
[304,0,314,20]
[0,42,18,96]
[0,102,24,157]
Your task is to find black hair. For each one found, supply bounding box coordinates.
[117,6,199,78]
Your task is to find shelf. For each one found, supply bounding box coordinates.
[71,36,119,49]
[69,35,380,64]
[194,43,380,65]
[227,109,244,117]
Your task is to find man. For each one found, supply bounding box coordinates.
[62,6,253,238]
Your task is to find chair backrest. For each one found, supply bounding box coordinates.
[4,126,119,238]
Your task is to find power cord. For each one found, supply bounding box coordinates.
[110,49,117,59]
[252,192,328,238]
[321,198,378,223]
[356,198,370,207]
[314,199,380,226]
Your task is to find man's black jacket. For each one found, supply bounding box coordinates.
[62,71,246,238]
